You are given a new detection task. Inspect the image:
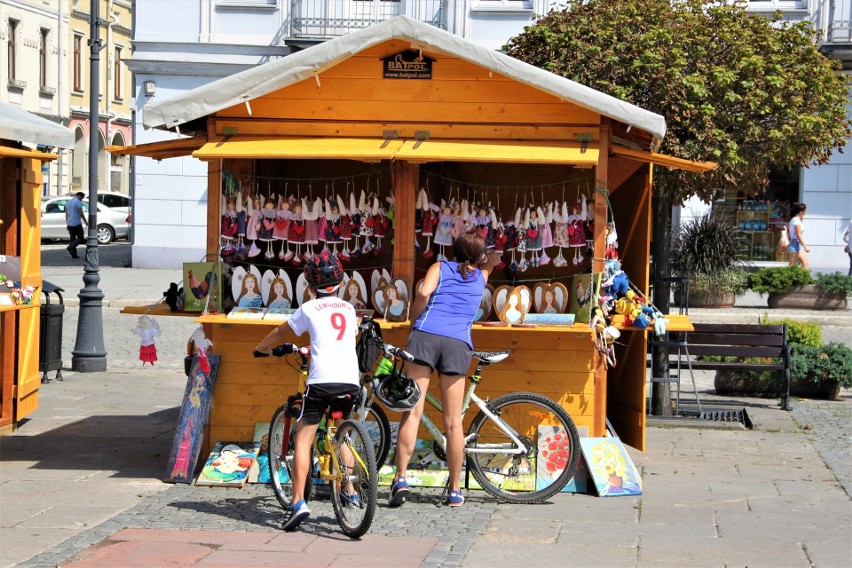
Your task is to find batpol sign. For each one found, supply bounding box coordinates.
[382,50,434,80]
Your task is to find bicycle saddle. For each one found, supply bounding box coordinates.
[472,350,510,364]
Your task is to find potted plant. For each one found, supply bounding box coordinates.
[748,266,850,309]
[671,213,749,308]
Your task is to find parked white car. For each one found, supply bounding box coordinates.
[63,191,131,214]
[41,196,131,245]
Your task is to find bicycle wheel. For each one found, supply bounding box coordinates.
[351,402,391,467]
[467,392,580,504]
[330,419,378,538]
[268,405,314,509]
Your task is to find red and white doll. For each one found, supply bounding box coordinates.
[132,315,161,366]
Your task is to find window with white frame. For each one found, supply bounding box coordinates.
[113,46,123,100]
[39,28,50,88]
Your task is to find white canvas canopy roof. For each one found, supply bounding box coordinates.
[0,102,74,149]
[143,16,666,144]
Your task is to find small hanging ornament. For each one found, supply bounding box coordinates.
[132,315,161,366]
[189,326,213,374]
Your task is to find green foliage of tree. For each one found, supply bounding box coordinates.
[505,0,849,203]
[504,0,849,414]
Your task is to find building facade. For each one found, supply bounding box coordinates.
[67,0,132,199]
[129,0,851,270]
[1,0,65,195]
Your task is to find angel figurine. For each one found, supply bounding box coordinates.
[348,191,362,256]
[539,203,554,267]
[231,265,264,308]
[288,198,305,266]
[514,207,529,271]
[220,195,238,257]
[262,270,293,311]
[372,196,391,255]
[525,206,545,267]
[420,189,438,259]
[235,192,248,259]
[324,197,342,256]
[533,282,568,314]
[433,200,455,261]
[337,194,353,261]
[552,201,570,268]
[359,191,376,255]
[339,272,368,310]
[567,198,587,266]
[273,194,293,262]
[132,315,161,366]
[302,197,322,260]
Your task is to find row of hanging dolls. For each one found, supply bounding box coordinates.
[220,190,392,265]
[417,188,594,270]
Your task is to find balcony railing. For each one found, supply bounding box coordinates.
[828,0,852,43]
[290,0,447,39]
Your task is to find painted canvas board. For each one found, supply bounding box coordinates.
[580,437,643,497]
[569,273,598,323]
[249,423,270,484]
[164,354,221,483]
[195,441,261,487]
[183,262,223,313]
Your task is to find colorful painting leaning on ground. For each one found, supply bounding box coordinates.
[164,354,221,483]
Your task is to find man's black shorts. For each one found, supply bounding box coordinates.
[298,383,360,425]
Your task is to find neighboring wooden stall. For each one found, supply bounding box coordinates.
[0,103,74,432]
[123,17,710,454]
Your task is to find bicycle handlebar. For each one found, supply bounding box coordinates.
[384,343,414,362]
[253,343,304,358]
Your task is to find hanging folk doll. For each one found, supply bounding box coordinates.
[132,315,161,366]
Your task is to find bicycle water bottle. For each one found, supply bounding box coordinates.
[376,356,395,376]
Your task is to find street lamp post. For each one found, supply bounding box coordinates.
[71,0,107,372]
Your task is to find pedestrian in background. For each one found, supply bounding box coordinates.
[65,191,86,259]
[843,220,851,276]
[787,202,810,268]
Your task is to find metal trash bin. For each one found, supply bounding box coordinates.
[39,281,65,383]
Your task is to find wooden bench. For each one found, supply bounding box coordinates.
[665,323,791,411]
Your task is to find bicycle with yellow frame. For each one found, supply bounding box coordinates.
[256,343,378,538]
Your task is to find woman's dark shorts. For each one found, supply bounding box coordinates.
[405,329,472,376]
[299,383,360,425]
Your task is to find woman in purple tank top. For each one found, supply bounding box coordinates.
[388,232,501,509]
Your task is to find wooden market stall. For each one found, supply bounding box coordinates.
[0,103,74,432]
[125,17,711,455]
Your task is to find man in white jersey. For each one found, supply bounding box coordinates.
[255,251,360,531]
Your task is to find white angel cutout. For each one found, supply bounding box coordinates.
[295,272,316,307]
[474,285,494,322]
[231,265,264,308]
[262,269,293,310]
[373,277,410,321]
[339,271,368,310]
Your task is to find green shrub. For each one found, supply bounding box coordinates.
[790,343,852,388]
[814,272,852,294]
[689,268,750,295]
[758,316,823,346]
[748,265,814,294]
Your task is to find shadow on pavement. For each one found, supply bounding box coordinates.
[42,242,132,268]
[0,407,179,478]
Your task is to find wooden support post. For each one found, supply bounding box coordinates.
[592,118,612,438]
[207,161,221,261]
[392,160,417,284]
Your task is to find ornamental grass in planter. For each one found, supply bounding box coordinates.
[671,214,749,308]
[748,266,850,310]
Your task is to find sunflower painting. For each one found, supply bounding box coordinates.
[580,438,642,497]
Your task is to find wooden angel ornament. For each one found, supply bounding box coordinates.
[373,277,410,322]
[493,285,532,325]
[339,271,368,310]
[231,265,264,308]
[262,269,293,310]
[474,285,494,322]
[533,282,569,314]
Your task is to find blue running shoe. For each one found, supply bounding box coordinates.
[446,490,465,507]
[388,477,409,507]
[341,492,360,507]
[282,499,310,531]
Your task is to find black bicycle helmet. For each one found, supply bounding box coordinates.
[304,250,344,293]
[373,373,421,412]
